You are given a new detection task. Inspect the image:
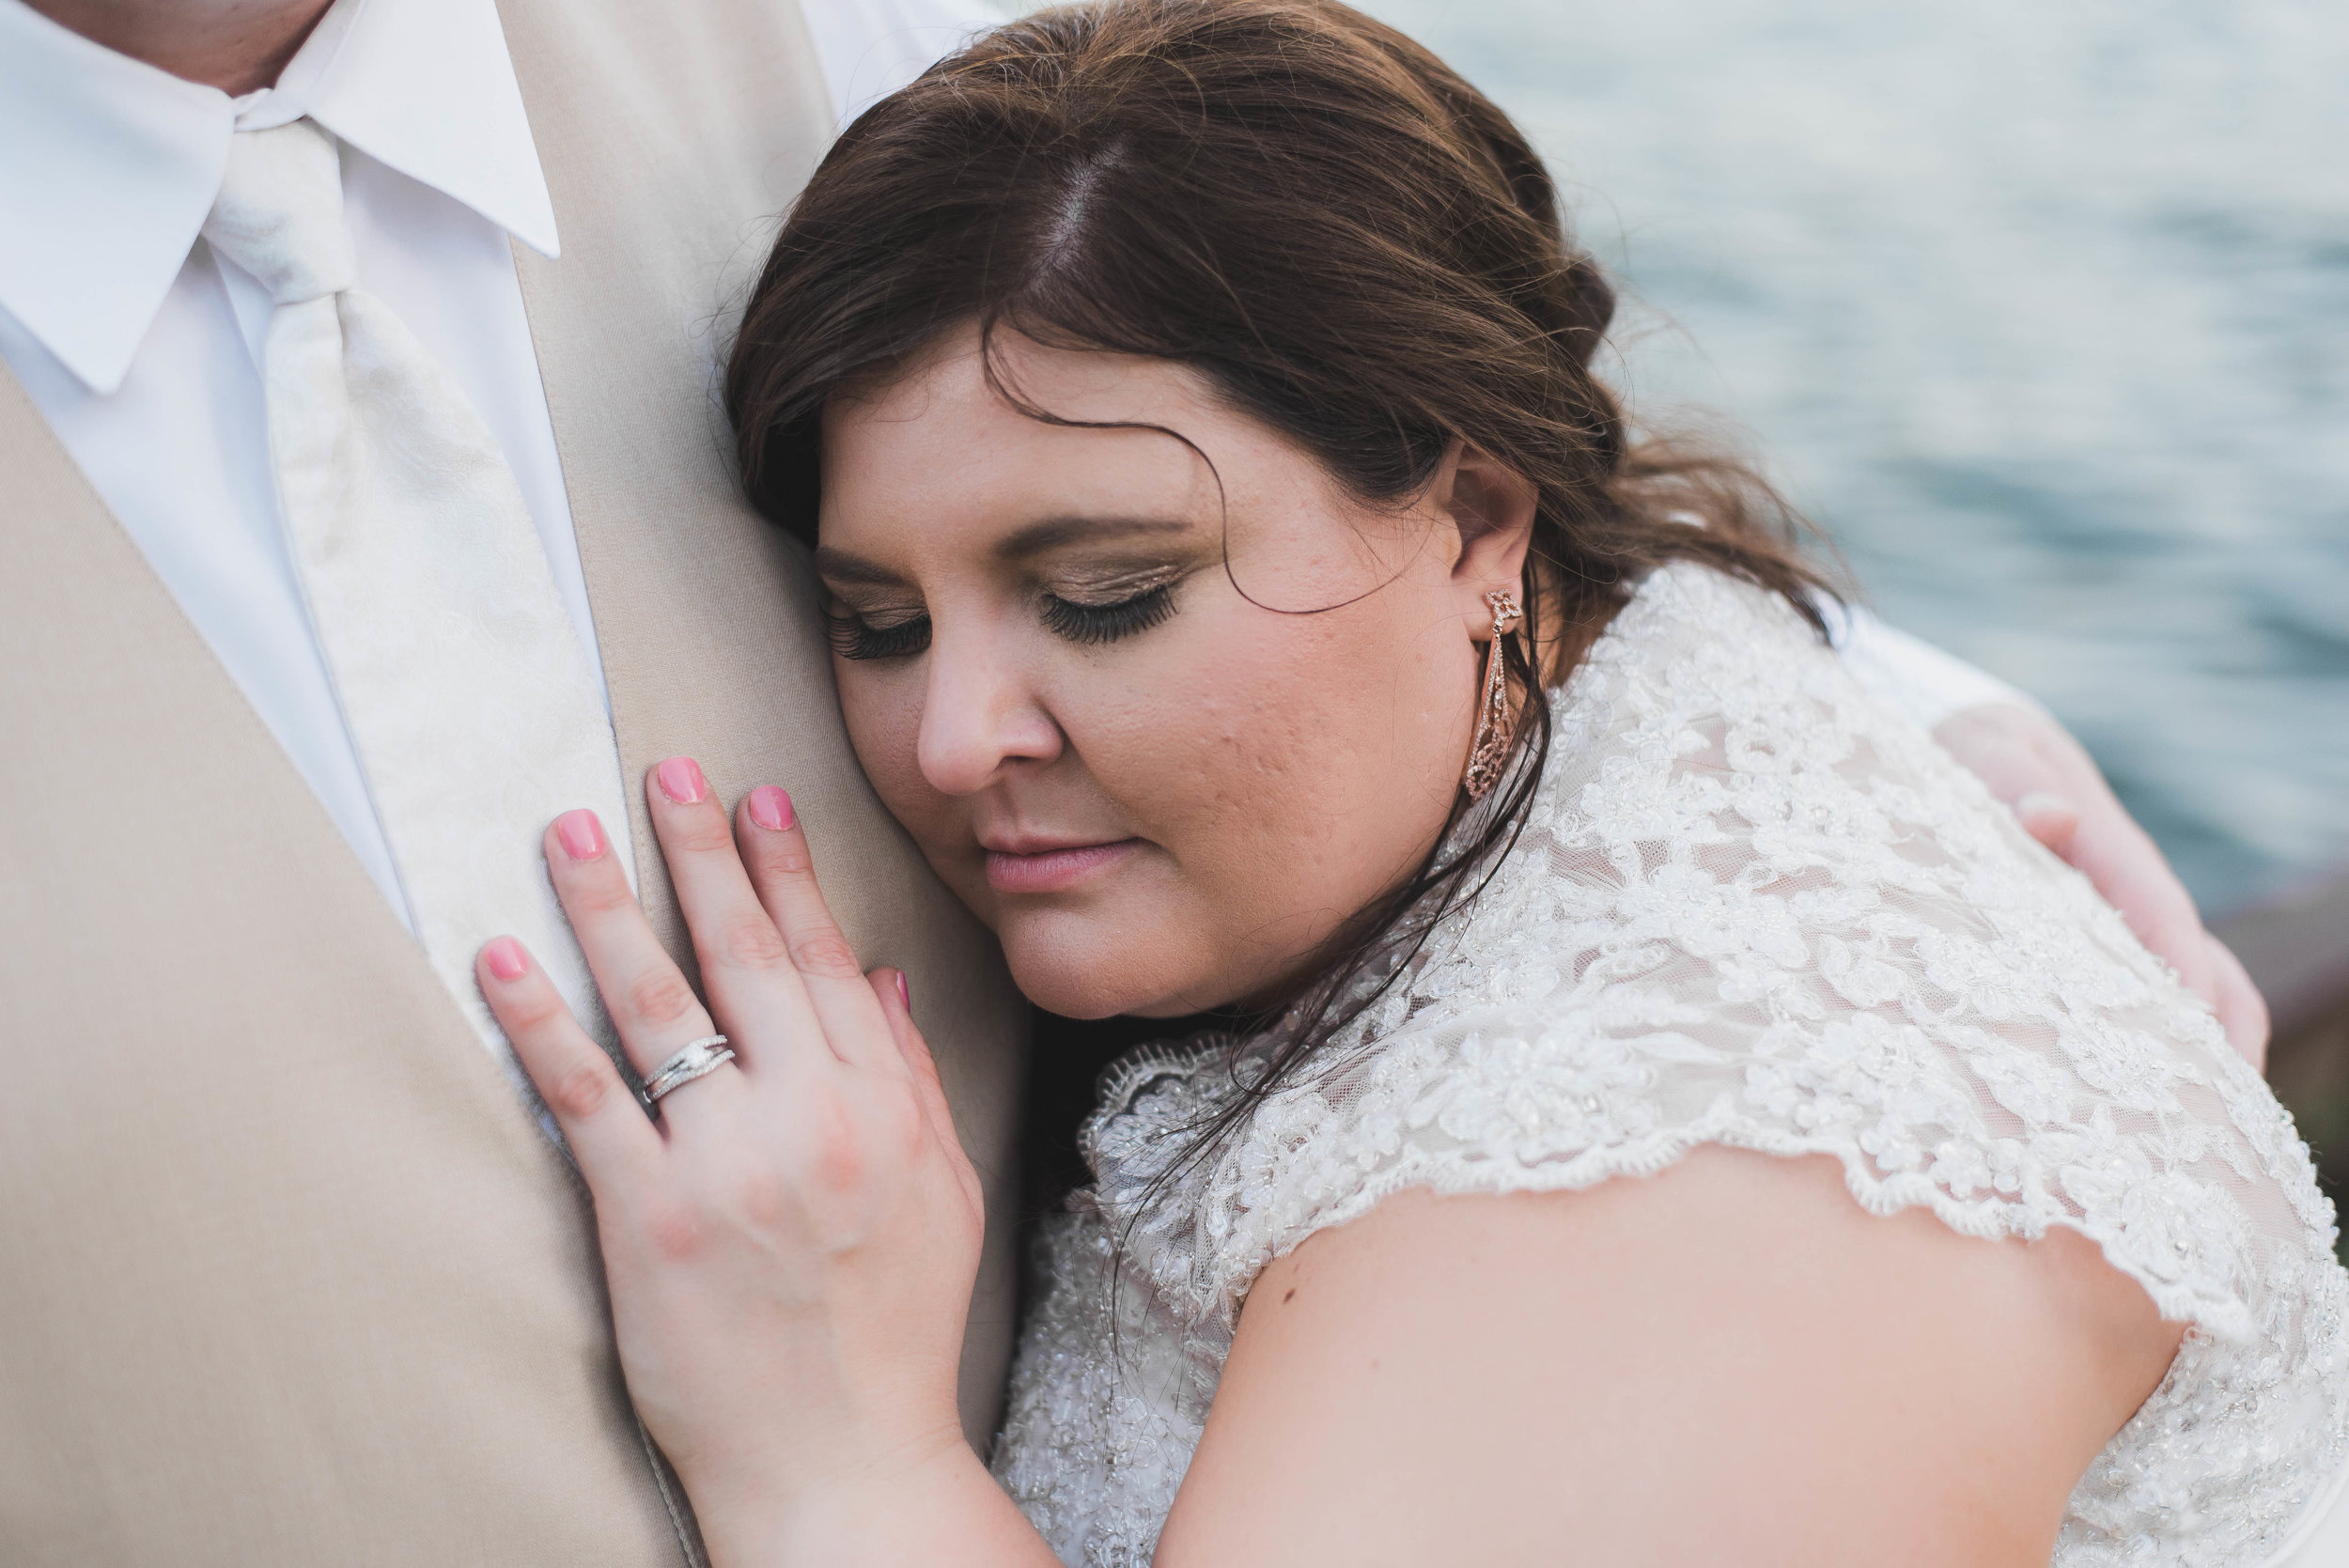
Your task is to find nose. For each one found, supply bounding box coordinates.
[915,629,1064,796]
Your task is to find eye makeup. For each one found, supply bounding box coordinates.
[827,607,933,661]
[825,564,1190,661]
[1037,581,1179,645]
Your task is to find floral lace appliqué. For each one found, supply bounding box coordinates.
[991,565,2349,1567]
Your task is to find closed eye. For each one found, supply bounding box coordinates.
[827,607,932,661]
[1038,582,1178,646]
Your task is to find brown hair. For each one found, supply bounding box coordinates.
[724,0,1829,1188]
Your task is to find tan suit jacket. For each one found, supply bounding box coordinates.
[0,2,1025,1562]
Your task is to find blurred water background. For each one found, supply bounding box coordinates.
[1361,0,2349,922]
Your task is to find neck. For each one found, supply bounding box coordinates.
[28,0,336,95]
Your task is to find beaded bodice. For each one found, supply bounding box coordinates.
[990,564,2349,1566]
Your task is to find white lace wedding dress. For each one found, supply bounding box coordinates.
[990,563,2349,1566]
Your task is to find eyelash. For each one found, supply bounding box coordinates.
[827,582,1180,661]
[826,610,932,662]
[1038,582,1179,645]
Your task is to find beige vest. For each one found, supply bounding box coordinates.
[0,3,1025,1562]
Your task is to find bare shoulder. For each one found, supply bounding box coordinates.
[1156,1147,2182,1568]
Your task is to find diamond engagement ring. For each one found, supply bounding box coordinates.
[642,1034,735,1105]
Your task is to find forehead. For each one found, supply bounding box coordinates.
[816,326,1328,552]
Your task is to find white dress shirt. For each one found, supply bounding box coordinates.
[0,0,2021,935]
[0,0,990,925]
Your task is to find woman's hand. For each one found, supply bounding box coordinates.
[470,759,1041,1566]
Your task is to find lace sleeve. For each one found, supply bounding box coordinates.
[1080,565,2349,1563]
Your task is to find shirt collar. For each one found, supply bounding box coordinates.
[0,0,559,395]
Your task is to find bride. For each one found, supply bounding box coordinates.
[468,1,2346,1561]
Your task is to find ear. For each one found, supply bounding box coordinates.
[1427,442,1537,639]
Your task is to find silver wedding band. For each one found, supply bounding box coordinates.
[642,1034,735,1105]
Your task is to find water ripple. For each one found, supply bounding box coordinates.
[1369,0,2349,911]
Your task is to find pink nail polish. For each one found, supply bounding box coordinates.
[895,970,910,1011]
[657,755,707,805]
[749,785,794,831]
[485,937,529,982]
[556,808,607,861]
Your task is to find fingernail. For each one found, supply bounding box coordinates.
[2016,790,2071,819]
[895,970,910,1011]
[556,808,607,861]
[657,755,707,805]
[749,784,794,831]
[485,937,529,982]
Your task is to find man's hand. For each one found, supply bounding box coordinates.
[1933,703,2268,1071]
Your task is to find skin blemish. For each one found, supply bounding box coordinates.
[1283,1288,1297,1304]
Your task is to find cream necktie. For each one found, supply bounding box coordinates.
[202,118,629,1082]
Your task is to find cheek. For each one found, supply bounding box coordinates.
[834,660,958,852]
[1067,581,1479,996]
[830,582,1483,1017]
[835,661,910,781]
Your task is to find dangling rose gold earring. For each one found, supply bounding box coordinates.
[1463,585,1523,800]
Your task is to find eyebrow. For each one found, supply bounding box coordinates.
[809,548,906,586]
[812,515,1199,587]
[992,514,1197,561]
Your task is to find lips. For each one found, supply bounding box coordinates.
[982,839,1141,894]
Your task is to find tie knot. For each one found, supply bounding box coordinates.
[201,120,354,305]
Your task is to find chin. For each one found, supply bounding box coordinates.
[996,911,1211,1021]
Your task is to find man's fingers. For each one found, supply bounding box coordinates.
[1933,700,2266,1078]
[2067,814,2218,1004]
[477,937,661,1188]
[2059,802,2261,1069]
[2024,789,2220,1002]
[2015,791,2081,859]
[1937,701,2220,1003]
[2015,782,2214,1001]
[2205,934,2271,1072]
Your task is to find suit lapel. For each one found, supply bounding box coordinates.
[498,0,851,961]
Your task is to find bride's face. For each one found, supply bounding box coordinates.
[817,325,1529,1018]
